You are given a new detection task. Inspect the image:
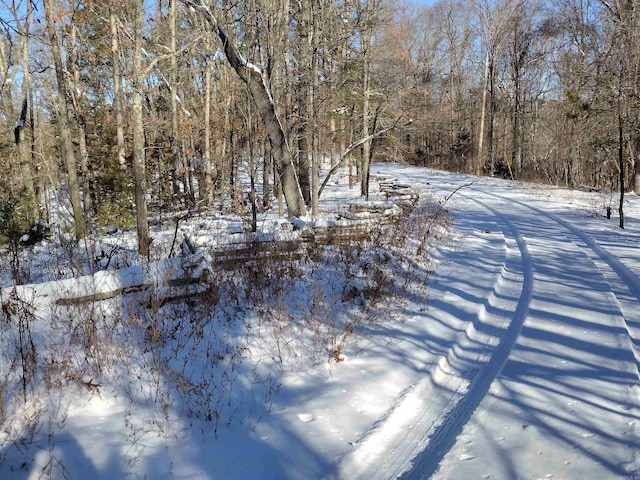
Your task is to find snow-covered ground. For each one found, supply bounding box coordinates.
[1,164,639,479]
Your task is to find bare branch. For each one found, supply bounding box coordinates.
[318,118,412,200]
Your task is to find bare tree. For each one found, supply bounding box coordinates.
[474,0,514,175]
[294,0,312,206]
[183,0,307,218]
[68,14,93,224]
[17,0,38,219]
[132,0,151,255]
[293,0,326,215]
[202,33,214,206]
[43,0,87,239]
[109,4,127,169]
[597,0,639,196]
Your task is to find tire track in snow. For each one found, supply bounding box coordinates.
[397,194,534,480]
[483,190,640,378]
[337,186,531,479]
[475,188,640,477]
[380,170,639,478]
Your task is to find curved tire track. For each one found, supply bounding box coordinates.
[397,194,534,479]
[344,174,640,479]
[482,190,640,376]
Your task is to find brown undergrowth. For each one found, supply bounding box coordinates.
[0,194,449,475]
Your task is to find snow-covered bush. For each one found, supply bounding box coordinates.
[0,191,448,474]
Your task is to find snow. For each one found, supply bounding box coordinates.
[1,165,639,479]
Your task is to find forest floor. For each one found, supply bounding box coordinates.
[1,164,639,479]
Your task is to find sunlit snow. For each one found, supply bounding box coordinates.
[1,164,639,479]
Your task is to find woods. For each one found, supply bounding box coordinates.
[1,0,639,254]
[1,3,640,475]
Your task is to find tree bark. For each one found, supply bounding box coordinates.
[203,34,213,206]
[488,53,496,173]
[360,25,372,200]
[296,1,312,206]
[132,0,151,255]
[509,7,529,176]
[477,52,489,176]
[170,0,182,199]
[43,0,86,239]
[310,37,320,217]
[70,21,93,225]
[183,0,307,218]
[110,9,127,169]
[618,96,625,228]
[18,0,37,219]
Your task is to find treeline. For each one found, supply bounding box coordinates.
[1,0,638,254]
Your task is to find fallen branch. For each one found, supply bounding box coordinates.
[444,182,474,202]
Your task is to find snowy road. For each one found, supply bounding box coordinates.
[2,166,639,480]
[383,169,640,479]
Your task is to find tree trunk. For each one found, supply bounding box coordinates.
[77,117,91,223]
[185,1,306,218]
[296,2,311,206]
[618,99,625,228]
[203,34,213,206]
[488,54,496,174]
[43,0,86,239]
[18,1,37,219]
[477,51,489,176]
[360,30,372,200]
[512,67,522,175]
[70,22,93,226]
[132,0,151,256]
[110,9,127,169]
[263,143,272,209]
[510,14,528,177]
[310,34,320,217]
[170,0,182,200]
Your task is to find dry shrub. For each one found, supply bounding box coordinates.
[242,196,446,371]
[0,193,449,472]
